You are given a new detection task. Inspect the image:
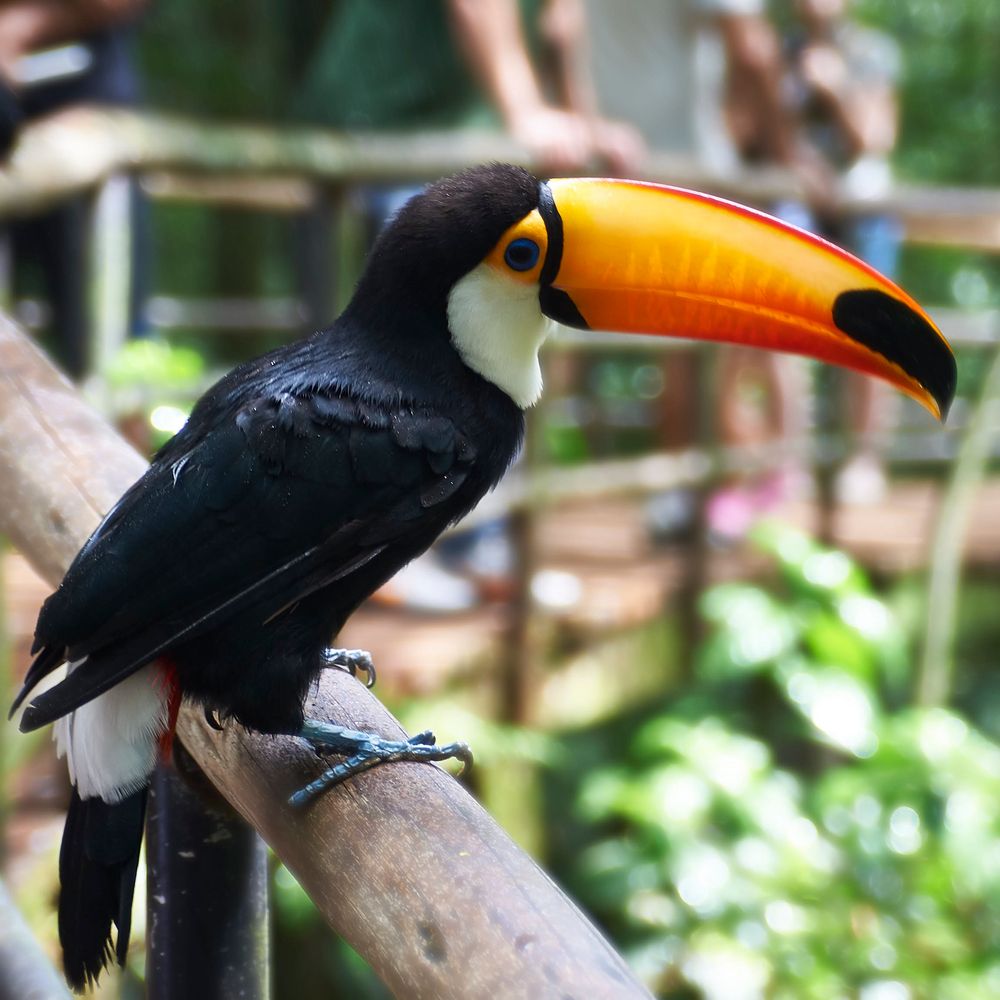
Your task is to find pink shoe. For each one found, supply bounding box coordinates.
[706,484,758,541]
[753,467,812,511]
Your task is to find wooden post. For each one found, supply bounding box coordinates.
[87,172,133,377]
[146,757,271,1000]
[814,367,840,546]
[0,314,653,998]
[675,347,715,678]
[295,184,340,331]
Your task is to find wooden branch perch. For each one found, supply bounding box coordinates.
[0,315,652,999]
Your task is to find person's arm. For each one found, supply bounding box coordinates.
[537,0,646,174]
[719,12,836,205]
[799,42,897,157]
[447,0,644,174]
[719,14,795,164]
[448,0,588,172]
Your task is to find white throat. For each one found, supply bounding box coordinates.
[447,264,553,408]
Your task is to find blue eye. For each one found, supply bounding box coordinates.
[504,237,540,272]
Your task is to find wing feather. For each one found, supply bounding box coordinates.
[15,390,478,726]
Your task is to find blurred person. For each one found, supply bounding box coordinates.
[784,0,903,503]
[0,0,148,377]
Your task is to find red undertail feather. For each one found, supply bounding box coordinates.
[157,657,182,760]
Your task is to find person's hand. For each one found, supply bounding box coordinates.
[507,103,595,174]
[508,104,647,176]
[588,117,647,176]
[799,43,848,101]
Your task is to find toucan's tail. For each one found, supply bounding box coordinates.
[58,786,146,992]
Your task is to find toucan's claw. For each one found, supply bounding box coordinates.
[407,729,437,747]
[204,706,224,731]
[321,647,376,688]
[289,719,472,807]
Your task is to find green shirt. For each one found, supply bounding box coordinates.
[292,0,500,131]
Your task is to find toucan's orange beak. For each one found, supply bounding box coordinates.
[539,178,955,420]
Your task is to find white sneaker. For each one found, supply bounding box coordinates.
[372,552,478,613]
[834,454,888,505]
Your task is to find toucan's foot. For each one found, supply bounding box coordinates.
[289,719,472,807]
[321,647,376,688]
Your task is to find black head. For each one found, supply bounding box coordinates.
[347,164,543,320]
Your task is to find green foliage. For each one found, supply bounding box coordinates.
[851,1,1000,312]
[271,862,392,1000]
[104,339,206,449]
[856,0,1000,187]
[568,523,1000,998]
[106,338,204,390]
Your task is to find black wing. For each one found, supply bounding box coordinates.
[14,389,480,728]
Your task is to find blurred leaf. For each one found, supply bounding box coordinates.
[802,610,876,682]
[106,339,205,390]
[697,585,798,678]
[779,663,880,757]
[752,522,869,599]
[566,522,1000,998]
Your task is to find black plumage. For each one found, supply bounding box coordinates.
[14,163,539,987]
[18,164,536,735]
[22,339,521,733]
[59,789,145,992]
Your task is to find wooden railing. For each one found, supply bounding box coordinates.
[4,106,1000,375]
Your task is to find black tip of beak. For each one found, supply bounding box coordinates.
[832,289,956,421]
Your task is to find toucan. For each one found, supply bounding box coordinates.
[10,164,954,990]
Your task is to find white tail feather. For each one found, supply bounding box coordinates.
[54,663,170,803]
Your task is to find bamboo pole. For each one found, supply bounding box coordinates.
[918,344,1000,705]
[0,315,652,998]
